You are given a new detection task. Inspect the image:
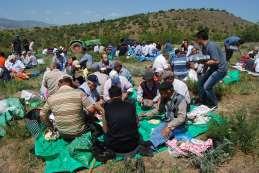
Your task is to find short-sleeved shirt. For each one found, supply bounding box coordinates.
[202,41,228,72]
[104,99,139,153]
[224,36,241,47]
[41,85,94,136]
[43,69,64,96]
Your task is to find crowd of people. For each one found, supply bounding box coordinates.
[36,29,246,157]
[0,35,36,80]
[1,29,259,158]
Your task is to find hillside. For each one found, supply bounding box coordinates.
[0,8,257,52]
[0,18,51,29]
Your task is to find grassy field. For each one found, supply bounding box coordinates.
[0,46,259,173]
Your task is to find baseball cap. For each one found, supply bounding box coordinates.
[87,74,100,86]
[162,71,174,80]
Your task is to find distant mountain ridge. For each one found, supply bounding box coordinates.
[0,18,51,29]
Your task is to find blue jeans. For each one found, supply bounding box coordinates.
[198,69,227,106]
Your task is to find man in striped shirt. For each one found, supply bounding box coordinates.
[40,74,104,140]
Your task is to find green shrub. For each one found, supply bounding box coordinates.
[230,109,257,153]
[189,139,234,173]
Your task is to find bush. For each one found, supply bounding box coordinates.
[189,139,234,173]
[230,109,258,153]
[208,108,257,154]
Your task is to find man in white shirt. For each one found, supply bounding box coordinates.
[103,70,133,101]
[5,55,25,73]
[162,71,191,104]
[26,51,38,67]
[153,50,170,71]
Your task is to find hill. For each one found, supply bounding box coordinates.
[0,8,258,52]
[0,18,51,29]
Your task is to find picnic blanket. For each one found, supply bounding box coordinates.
[34,102,223,173]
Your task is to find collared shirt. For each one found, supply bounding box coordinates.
[5,59,25,73]
[164,93,187,129]
[79,82,100,102]
[103,76,133,101]
[43,69,64,96]
[153,54,169,71]
[118,67,133,84]
[41,85,94,136]
[202,41,228,72]
[97,60,113,71]
[173,79,191,104]
[137,81,160,102]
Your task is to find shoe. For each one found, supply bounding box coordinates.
[138,144,154,157]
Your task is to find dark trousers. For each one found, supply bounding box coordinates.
[225,46,234,62]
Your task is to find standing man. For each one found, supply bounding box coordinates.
[80,47,93,69]
[224,36,244,61]
[12,35,22,55]
[196,30,228,108]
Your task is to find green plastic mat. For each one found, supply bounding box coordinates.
[0,98,25,137]
[35,102,223,173]
[223,70,240,85]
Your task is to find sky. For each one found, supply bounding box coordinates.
[0,0,258,25]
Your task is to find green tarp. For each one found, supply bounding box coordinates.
[35,102,223,173]
[0,98,25,137]
[223,70,240,85]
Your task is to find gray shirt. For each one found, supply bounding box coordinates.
[202,41,228,72]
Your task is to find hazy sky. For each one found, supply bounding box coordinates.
[0,0,258,25]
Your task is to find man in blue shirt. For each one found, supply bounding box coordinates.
[79,47,93,69]
[113,61,133,84]
[196,30,228,108]
[224,36,244,61]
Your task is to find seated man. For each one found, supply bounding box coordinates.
[113,61,133,84]
[5,54,28,79]
[74,75,101,102]
[148,82,188,148]
[152,49,170,72]
[102,86,139,153]
[162,71,191,105]
[40,74,104,140]
[137,70,160,109]
[104,70,133,101]
[43,63,64,96]
[25,51,38,67]
[97,52,113,74]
